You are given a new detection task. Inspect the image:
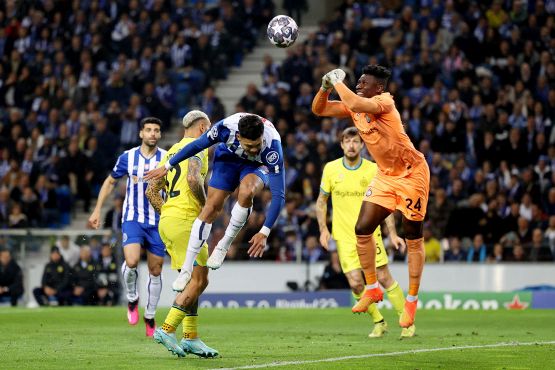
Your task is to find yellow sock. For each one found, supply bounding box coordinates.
[367,303,384,323]
[386,281,405,317]
[162,305,187,333]
[353,291,383,323]
[182,314,198,339]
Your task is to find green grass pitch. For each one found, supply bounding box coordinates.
[1,307,554,369]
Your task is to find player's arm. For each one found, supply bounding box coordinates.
[146,177,166,214]
[311,88,351,118]
[89,152,128,228]
[88,175,118,229]
[316,190,331,250]
[248,156,286,258]
[333,82,393,115]
[186,156,206,206]
[384,213,406,252]
[144,122,229,181]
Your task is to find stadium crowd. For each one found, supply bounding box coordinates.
[227,0,555,264]
[1,0,555,269]
[0,0,274,228]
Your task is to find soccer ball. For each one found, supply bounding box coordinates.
[267,15,298,48]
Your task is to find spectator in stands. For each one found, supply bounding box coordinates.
[528,228,553,262]
[0,249,23,306]
[56,235,80,267]
[71,246,97,305]
[487,243,505,263]
[95,243,119,306]
[104,197,123,233]
[33,246,72,306]
[444,237,467,262]
[318,250,350,290]
[423,225,442,263]
[467,234,488,263]
[508,243,528,262]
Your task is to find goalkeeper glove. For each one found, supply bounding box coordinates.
[325,69,346,85]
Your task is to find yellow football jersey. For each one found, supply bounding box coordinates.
[157,137,208,219]
[320,158,377,243]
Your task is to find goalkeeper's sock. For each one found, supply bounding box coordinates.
[356,234,377,285]
[406,238,425,297]
[183,314,198,339]
[181,219,212,273]
[385,281,405,317]
[162,304,188,333]
[217,203,252,252]
[353,291,383,323]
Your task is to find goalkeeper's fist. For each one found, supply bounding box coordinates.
[325,69,346,85]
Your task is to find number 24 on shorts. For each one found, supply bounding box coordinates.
[405,197,422,212]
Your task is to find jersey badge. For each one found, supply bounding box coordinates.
[266,151,280,165]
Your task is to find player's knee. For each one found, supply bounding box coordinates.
[351,283,365,295]
[355,222,374,236]
[377,267,394,289]
[202,202,223,219]
[148,265,162,276]
[125,259,139,269]
[403,220,423,240]
[237,185,256,206]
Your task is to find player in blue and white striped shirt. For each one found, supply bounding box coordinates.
[88,117,167,337]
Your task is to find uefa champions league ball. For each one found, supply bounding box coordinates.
[267,15,298,48]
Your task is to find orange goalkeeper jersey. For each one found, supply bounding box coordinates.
[337,92,424,178]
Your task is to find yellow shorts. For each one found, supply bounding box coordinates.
[336,226,388,274]
[158,216,208,270]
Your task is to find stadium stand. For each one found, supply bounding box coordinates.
[227,0,555,264]
[0,0,274,228]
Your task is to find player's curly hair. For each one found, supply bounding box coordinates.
[238,114,264,140]
[140,117,163,130]
[362,65,391,87]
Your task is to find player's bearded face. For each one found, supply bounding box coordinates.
[356,75,381,98]
[238,136,262,156]
[140,124,162,147]
[341,136,363,160]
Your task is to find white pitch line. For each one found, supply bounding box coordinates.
[212,340,555,370]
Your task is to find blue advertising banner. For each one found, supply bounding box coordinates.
[531,291,555,309]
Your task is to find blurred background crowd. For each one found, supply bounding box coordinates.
[0,0,554,277]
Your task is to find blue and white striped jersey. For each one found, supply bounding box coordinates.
[111,146,167,225]
[167,113,285,231]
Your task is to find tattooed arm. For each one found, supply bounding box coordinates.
[316,191,331,250]
[187,157,206,206]
[384,213,406,252]
[146,177,166,214]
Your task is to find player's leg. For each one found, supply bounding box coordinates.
[337,240,387,337]
[397,161,429,328]
[121,222,142,325]
[399,218,425,328]
[377,264,415,337]
[208,171,265,269]
[143,249,164,336]
[173,186,232,291]
[155,265,210,357]
[352,201,391,312]
[180,266,219,358]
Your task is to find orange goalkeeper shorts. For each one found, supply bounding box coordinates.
[363,160,430,221]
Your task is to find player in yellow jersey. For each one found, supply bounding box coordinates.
[145,111,218,358]
[316,127,415,338]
